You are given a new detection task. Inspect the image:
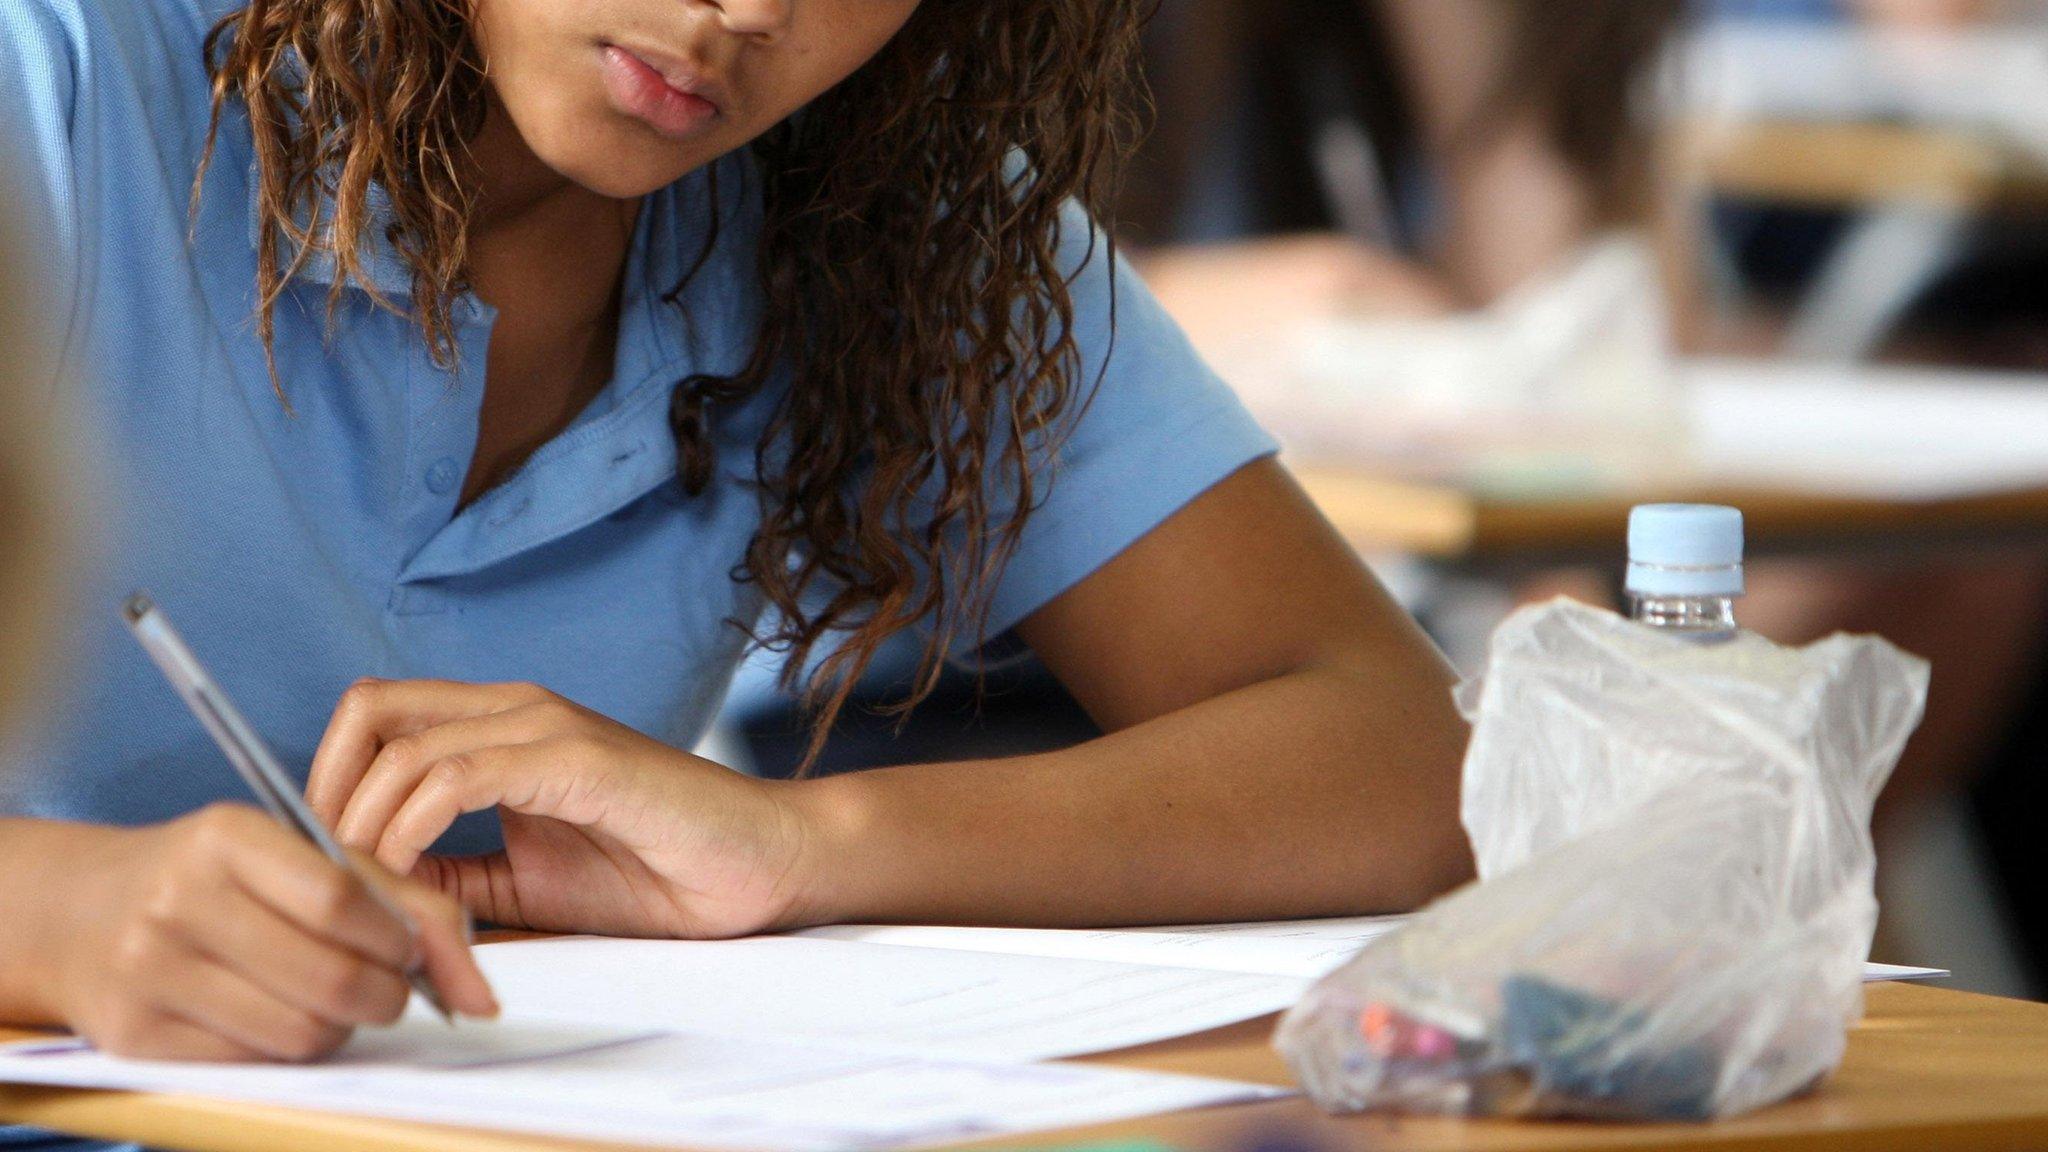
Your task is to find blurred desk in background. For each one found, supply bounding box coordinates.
[1299,467,2048,569]
[1679,23,2048,211]
[1680,23,2048,160]
[1684,119,2048,359]
[1678,24,2048,360]
[1692,121,2048,215]
[1295,358,2048,571]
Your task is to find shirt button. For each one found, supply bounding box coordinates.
[425,457,461,495]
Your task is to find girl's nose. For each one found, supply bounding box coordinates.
[705,0,794,40]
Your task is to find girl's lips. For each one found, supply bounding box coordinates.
[598,45,720,140]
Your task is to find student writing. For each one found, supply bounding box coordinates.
[0,0,1473,1082]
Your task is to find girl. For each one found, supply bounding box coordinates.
[0,0,1472,1076]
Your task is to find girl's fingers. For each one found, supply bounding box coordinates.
[174,878,410,1028]
[97,1008,274,1064]
[154,954,351,1064]
[307,679,547,827]
[379,873,501,1019]
[374,739,598,875]
[333,705,563,852]
[414,852,527,931]
[204,805,416,972]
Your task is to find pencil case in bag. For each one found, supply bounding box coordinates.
[1274,598,1929,1121]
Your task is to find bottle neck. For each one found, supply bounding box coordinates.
[1629,594,1739,641]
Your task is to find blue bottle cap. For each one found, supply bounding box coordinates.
[1627,504,1744,597]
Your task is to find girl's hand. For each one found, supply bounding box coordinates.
[47,806,495,1062]
[304,680,817,939]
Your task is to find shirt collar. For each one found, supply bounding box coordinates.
[379,157,767,584]
[246,168,417,300]
[248,160,716,327]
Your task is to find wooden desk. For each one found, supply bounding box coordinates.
[1295,467,2048,569]
[4,983,2046,1152]
[1273,358,2048,567]
[1686,121,2048,216]
[1671,112,2048,358]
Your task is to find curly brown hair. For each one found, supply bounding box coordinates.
[199,1,1150,766]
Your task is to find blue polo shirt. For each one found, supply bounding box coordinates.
[0,0,1274,861]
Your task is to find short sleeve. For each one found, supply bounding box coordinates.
[0,0,86,373]
[949,199,1279,653]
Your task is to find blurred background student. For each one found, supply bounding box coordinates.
[0,205,68,738]
[1122,0,1684,331]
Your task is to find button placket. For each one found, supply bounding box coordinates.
[425,456,461,495]
[391,301,493,613]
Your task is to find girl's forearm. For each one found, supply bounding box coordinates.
[787,657,1474,929]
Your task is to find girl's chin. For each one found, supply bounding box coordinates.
[537,131,706,200]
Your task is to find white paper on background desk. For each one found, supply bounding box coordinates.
[1678,24,2048,161]
[0,1020,1285,1152]
[475,934,1305,1062]
[1684,359,2048,500]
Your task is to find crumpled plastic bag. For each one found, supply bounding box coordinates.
[1275,597,1930,1121]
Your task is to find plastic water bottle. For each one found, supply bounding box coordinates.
[1626,504,1743,641]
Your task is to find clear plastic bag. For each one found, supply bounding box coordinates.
[1276,598,1930,1121]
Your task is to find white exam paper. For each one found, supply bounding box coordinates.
[802,914,1408,979]
[472,920,1941,1072]
[0,1012,658,1070]
[476,934,1304,1062]
[806,915,1947,985]
[0,1021,1284,1152]
[1132,917,1949,982]
[1863,961,1951,983]
[0,914,1938,1151]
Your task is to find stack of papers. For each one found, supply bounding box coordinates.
[469,916,1941,1065]
[0,1019,1282,1151]
[0,915,1943,1150]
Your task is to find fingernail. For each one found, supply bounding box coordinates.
[466,979,502,1020]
